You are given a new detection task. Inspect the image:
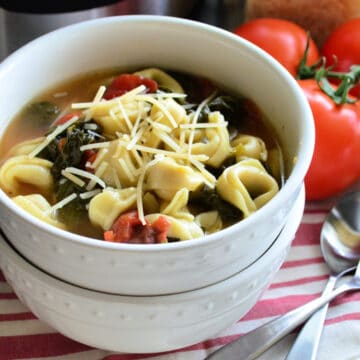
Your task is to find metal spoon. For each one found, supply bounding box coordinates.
[285,190,360,360]
[206,190,360,360]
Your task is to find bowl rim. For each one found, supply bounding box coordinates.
[0,15,315,252]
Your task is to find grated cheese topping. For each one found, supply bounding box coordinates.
[41,80,231,228]
[64,166,106,189]
[136,154,165,224]
[48,193,78,214]
[79,189,102,199]
[61,170,86,187]
[28,115,80,158]
[187,91,216,159]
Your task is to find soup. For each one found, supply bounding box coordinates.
[0,68,285,243]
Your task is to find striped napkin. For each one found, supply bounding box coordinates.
[1,189,359,360]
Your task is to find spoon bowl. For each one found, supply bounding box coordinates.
[321,191,360,272]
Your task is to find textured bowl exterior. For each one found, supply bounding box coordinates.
[0,16,314,295]
[0,187,305,353]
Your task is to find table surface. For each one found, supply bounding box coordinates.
[1,183,359,360]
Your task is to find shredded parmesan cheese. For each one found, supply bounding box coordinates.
[134,94,178,128]
[126,125,146,150]
[117,140,209,161]
[118,158,136,183]
[190,158,217,188]
[80,142,110,151]
[93,85,106,102]
[187,91,216,159]
[63,166,106,190]
[48,193,77,214]
[84,123,99,130]
[28,115,80,158]
[146,117,172,133]
[88,148,109,169]
[136,154,165,224]
[61,170,86,187]
[180,122,228,129]
[152,128,181,152]
[71,85,146,109]
[79,189,102,199]
[85,162,108,191]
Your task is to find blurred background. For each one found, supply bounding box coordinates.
[2,0,359,61]
[0,0,247,61]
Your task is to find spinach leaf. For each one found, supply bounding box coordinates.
[38,120,103,180]
[189,186,243,223]
[205,156,236,178]
[55,179,88,229]
[37,120,104,229]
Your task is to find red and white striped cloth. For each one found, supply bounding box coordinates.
[1,191,360,360]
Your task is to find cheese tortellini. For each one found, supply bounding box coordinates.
[0,155,54,197]
[13,194,66,229]
[145,213,204,240]
[190,111,233,167]
[89,187,137,230]
[217,159,279,217]
[0,67,284,243]
[146,157,205,201]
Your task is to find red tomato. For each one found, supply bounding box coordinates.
[298,79,360,200]
[233,18,320,77]
[103,74,158,100]
[322,18,360,98]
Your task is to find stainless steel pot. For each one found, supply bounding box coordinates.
[0,0,199,60]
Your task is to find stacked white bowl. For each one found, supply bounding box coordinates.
[0,16,314,352]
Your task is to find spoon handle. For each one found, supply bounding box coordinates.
[205,281,358,360]
[284,274,337,360]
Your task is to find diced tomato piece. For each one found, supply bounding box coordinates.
[53,111,82,126]
[57,138,67,152]
[152,216,170,244]
[82,149,97,172]
[103,74,158,100]
[104,211,170,244]
[104,230,115,242]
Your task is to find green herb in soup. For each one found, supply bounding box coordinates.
[0,68,285,243]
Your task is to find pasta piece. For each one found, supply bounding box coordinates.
[195,211,223,234]
[145,213,204,240]
[88,187,137,230]
[13,194,66,229]
[190,111,233,167]
[143,191,160,214]
[216,159,279,217]
[141,126,163,150]
[145,156,205,200]
[231,134,268,162]
[0,155,54,197]
[160,188,194,221]
[8,137,45,156]
[134,68,184,94]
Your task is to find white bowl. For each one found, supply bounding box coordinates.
[0,186,305,353]
[0,16,314,295]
